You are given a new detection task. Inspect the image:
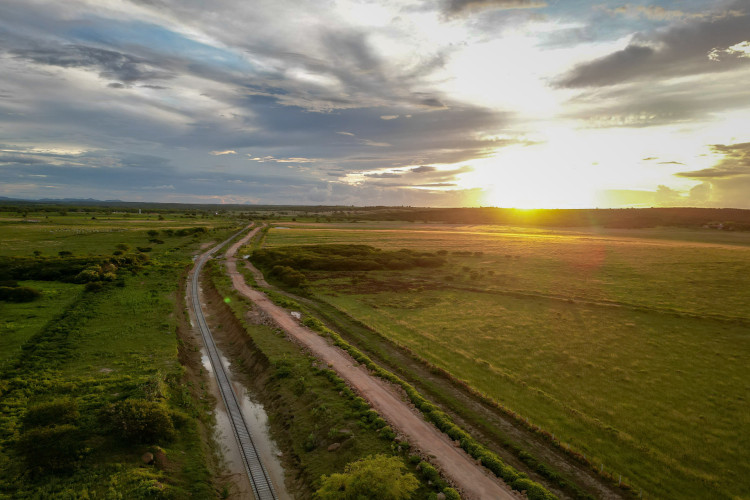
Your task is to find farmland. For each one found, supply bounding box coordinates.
[259,222,750,499]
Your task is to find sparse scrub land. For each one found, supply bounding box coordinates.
[260,222,750,499]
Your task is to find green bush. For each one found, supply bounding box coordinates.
[23,399,79,428]
[103,399,175,443]
[16,424,85,472]
[418,461,440,483]
[0,285,41,302]
[269,265,306,287]
[443,487,461,500]
[315,454,418,500]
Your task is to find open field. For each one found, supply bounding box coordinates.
[0,212,240,497]
[259,222,750,499]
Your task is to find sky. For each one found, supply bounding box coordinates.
[0,0,749,208]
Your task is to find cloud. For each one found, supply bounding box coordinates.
[676,142,750,179]
[411,166,437,173]
[708,41,750,62]
[364,172,402,179]
[210,150,237,155]
[380,115,399,120]
[556,7,750,88]
[11,43,175,84]
[674,142,750,208]
[561,64,750,128]
[603,4,743,22]
[444,0,546,16]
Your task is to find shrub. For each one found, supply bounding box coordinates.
[418,461,440,483]
[269,265,306,287]
[16,424,85,472]
[443,487,461,500]
[23,399,79,428]
[103,399,175,443]
[315,455,418,500]
[303,432,318,452]
[0,285,41,302]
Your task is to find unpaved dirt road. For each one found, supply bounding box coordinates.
[223,227,516,500]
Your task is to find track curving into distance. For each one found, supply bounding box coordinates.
[189,225,277,500]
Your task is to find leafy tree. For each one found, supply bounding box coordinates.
[315,454,418,500]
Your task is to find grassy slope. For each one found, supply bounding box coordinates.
[0,213,238,498]
[263,223,750,499]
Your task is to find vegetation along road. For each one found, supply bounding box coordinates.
[190,224,278,500]
[222,226,516,500]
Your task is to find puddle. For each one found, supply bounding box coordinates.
[201,350,291,499]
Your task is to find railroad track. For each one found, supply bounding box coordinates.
[189,226,278,500]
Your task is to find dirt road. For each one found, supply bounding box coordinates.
[223,228,516,500]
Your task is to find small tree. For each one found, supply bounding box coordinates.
[315,454,418,500]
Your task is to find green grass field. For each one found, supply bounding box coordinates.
[0,212,240,498]
[261,222,750,499]
[0,281,83,368]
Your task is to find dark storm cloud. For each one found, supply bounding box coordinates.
[556,6,750,88]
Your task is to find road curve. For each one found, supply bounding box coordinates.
[223,227,516,500]
[189,225,278,500]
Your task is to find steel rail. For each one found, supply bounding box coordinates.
[189,226,277,500]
